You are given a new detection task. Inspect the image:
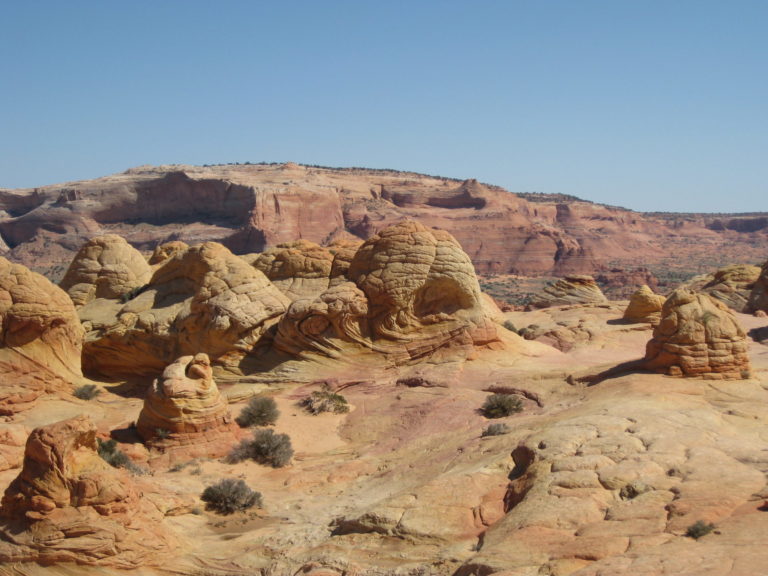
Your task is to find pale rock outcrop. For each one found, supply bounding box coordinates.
[0,415,171,566]
[59,234,152,307]
[0,257,84,413]
[275,221,500,363]
[136,353,238,459]
[685,264,761,312]
[623,285,666,324]
[79,241,290,376]
[147,240,189,268]
[644,289,751,379]
[747,260,768,314]
[253,239,334,300]
[532,275,608,308]
[328,238,363,285]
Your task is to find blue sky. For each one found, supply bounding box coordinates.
[2,1,767,213]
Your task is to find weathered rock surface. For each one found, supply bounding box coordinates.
[624,284,666,324]
[532,275,608,308]
[684,264,761,313]
[644,289,751,379]
[0,415,171,566]
[58,234,152,307]
[2,164,766,285]
[79,241,290,376]
[136,353,239,461]
[275,221,501,363]
[748,260,768,313]
[0,257,84,413]
[253,239,334,301]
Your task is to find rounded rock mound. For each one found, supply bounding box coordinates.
[644,288,751,379]
[623,284,666,324]
[59,234,152,307]
[532,275,607,308]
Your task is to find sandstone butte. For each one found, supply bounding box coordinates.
[0,170,766,575]
[0,163,767,287]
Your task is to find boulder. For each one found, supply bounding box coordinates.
[0,415,171,566]
[685,264,761,312]
[747,260,768,314]
[253,239,334,301]
[275,221,501,363]
[644,289,751,379]
[79,241,290,376]
[59,234,152,307]
[532,275,608,308]
[623,285,666,324]
[0,257,84,413]
[136,353,239,460]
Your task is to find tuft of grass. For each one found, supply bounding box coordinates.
[97,438,144,474]
[227,429,293,468]
[200,478,262,515]
[73,384,101,400]
[236,396,280,428]
[300,390,349,415]
[481,423,510,437]
[685,520,715,539]
[481,393,523,418]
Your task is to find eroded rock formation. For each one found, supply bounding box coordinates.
[79,241,290,376]
[644,289,751,379]
[532,275,608,308]
[59,234,152,307]
[623,285,666,324]
[684,264,761,313]
[253,239,334,300]
[0,257,84,413]
[275,221,500,363]
[748,260,768,314]
[0,415,171,566]
[136,353,238,459]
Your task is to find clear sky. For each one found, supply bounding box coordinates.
[2,1,767,213]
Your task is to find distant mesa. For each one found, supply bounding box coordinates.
[136,353,239,463]
[644,288,751,379]
[0,415,172,566]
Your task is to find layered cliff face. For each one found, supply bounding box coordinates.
[2,163,766,283]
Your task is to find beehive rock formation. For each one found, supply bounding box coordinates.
[685,264,761,313]
[644,289,751,379]
[275,221,500,362]
[0,257,84,413]
[59,234,152,307]
[79,241,290,376]
[623,285,666,324]
[136,353,238,459]
[748,260,768,314]
[253,239,334,301]
[0,415,171,566]
[532,275,608,308]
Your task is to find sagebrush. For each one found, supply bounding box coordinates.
[482,422,510,437]
[481,393,523,418]
[74,384,101,400]
[201,478,262,515]
[300,390,349,414]
[236,396,279,427]
[227,429,293,468]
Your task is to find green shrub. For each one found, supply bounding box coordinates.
[201,478,262,515]
[300,390,349,414]
[481,393,523,418]
[481,423,510,437]
[227,429,293,468]
[685,520,715,539]
[236,396,280,427]
[502,319,517,333]
[73,384,101,400]
[97,438,143,474]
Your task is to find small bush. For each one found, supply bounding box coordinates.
[502,319,517,333]
[97,438,143,474]
[236,396,280,428]
[74,384,101,400]
[155,428,171,440]
[685,520,715,539]
[481,393,523,418]
[481,423,510,437]
[227,429,293,468]
[300,390,349,414]
[201,478,262,515]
